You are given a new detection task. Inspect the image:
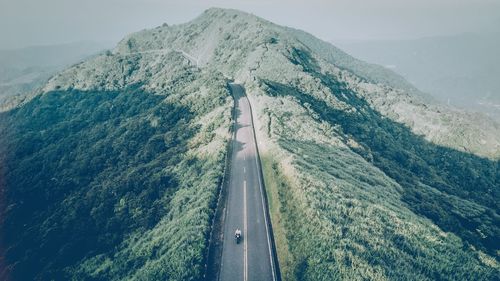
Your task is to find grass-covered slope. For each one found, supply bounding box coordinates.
[1,7,498,281]
[244,46,499,280]
[0,51,232,280]
[0,42,113,112]
[287,27,429,100]
[335,33,500,122]
[171,8,498,159]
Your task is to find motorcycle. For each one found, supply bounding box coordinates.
[235,229,242,244]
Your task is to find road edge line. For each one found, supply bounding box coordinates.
[204,82,237,281]
[244,85,282,281]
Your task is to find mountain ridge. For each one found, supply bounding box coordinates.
[1,8,498,280]
[335,32,500,122]
[42,7,500,159]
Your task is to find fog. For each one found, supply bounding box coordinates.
[1,0,499,49]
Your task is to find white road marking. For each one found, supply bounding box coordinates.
[243,180,248,281]
[247,97,277,281]
[244,167,246,174]
[221,84,277,281]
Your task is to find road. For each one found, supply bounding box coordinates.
[116,48,199,66]
[219,83,277,281]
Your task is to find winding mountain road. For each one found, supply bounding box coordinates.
[116,48,199,66]
[219,83,278,281]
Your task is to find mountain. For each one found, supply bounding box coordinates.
[334,33,500,122]
[0,42,233,279]
[1,8,499,280]
[0,41,114,109]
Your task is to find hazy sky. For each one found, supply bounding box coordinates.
[1,0,499,49]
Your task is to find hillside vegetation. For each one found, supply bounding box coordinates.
[0,52,232,280]
[194,9,498,280]
[336,33,500,122]
[0,42,112,110]
[0,7,498,281]
[242,32,500,280]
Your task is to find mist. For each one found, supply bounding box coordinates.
[1,3,500,280]
[2,0,500,119]
[1,0,499,49]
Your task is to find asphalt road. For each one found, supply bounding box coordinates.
[219,83,277,281]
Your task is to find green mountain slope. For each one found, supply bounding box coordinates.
[240,25,500,281]
[0,41,113,110]
[181,8,498,280]
[335,33,500,121]
[0,8,498,281]
[0,52,231,280]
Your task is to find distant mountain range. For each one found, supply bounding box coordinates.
[335,32,500,121]
[0,41,114,108]
[0,8,498,280]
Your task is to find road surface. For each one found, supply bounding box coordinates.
[219,83,277,281]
